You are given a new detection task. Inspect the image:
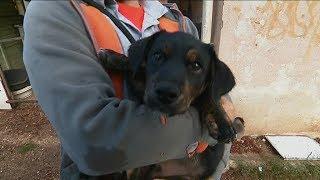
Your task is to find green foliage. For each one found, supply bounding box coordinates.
[231,156,320,179]
[17,142,37,154]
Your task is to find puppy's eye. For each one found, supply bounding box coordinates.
[190,61,202,72]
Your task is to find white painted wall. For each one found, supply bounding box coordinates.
[219,1,320,135]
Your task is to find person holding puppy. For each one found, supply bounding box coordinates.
[23,0,241,179]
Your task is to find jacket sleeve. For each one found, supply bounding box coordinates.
[23,1,205,176]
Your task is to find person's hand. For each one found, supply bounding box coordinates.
[190,94,245,156]
[220,95,245,139]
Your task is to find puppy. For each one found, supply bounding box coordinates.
[99,31,244,179]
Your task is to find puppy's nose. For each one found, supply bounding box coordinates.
[155,86,180,104]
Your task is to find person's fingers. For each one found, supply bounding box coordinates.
[233,117,245,139]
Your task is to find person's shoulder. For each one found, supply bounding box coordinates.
[162,3,199,38]
[25,1,80,23]
[27,1,69,13]
[161,3,193,26]
[161,3,182,22]
[25,0,87,35]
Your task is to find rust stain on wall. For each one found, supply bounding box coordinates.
[250,1,320,60]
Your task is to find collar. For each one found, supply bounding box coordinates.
[97,0,168,32]
[142,1,168,31]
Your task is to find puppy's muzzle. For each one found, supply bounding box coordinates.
[155,84,180,104]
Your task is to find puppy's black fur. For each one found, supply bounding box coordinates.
[99,32,243,179]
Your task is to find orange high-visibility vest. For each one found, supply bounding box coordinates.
[70,0,208,154]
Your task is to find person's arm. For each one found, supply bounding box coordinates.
[23,1,205,176]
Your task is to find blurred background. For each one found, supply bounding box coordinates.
[0,0,319,179]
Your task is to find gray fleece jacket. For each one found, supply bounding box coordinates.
[23,0,230,178]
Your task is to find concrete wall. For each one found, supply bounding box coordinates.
[219,1,320,135]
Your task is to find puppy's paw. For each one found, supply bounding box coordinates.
[98,49,129,70]
[205,114,219,140]
[217,124,237,143]
[205,114,237,143]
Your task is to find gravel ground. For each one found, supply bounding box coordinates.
[0,103,319,180]
[0,104,60,180]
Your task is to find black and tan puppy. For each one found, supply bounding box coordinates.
[99,31,244,179]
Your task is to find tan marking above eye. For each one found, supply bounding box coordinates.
[186,49,199,63]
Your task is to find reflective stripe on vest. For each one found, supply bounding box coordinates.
[71,0,181,99]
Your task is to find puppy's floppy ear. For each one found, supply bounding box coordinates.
[128,31,163,75]
[207,44,236,98]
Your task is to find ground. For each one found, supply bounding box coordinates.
[0,104,59,179]
[0,104,319,180]
[222,137,320,179]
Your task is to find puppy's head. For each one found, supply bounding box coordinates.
[128,32,235,115]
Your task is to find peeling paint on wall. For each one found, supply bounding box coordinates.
[219,1,320,135]
[250,1,320,60]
